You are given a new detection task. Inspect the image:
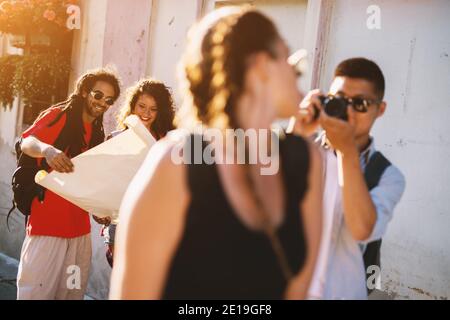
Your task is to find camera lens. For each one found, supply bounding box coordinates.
[323,97,349,121]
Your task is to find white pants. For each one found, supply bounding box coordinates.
[17,234,92,300]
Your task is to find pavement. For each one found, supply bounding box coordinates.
[0,253,18,300]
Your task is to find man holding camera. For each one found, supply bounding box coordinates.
[292,58,406,299]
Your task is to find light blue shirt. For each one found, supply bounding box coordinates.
[309,137,406,300]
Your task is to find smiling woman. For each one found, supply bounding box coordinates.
[117,78,176,140]
[94,78,176,268]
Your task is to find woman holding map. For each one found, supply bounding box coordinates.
[93,78,176,267]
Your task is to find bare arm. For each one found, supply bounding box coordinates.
[286,141,323,299]
[21,136,74,173]
[320,108,376,241]
[109,139,190,299]
[338,148,376,241]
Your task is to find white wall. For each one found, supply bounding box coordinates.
[319,0,450,299]
[146,0,308,102]
[146,0,200,102]
[69,0,107,87]
[249,0,308,53]
[242,0,309,91]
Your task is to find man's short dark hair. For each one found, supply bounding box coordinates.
[334,57,385,100]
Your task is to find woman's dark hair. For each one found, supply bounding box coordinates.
[36,67,121,157]
[180,7,281,129]
[117,78,175,139]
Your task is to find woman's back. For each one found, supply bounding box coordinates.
[163,133,310,299]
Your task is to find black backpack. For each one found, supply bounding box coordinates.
[6,106,74,230]
[363,151,391,293]
[6,138,48,230]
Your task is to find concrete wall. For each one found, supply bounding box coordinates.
[101,0,153,133]
[249,0,308,55]
[319,0,450,299]
[243,0,309,90]
[145,0,308,103]
[146,0,199,96]
[69,0,107,85]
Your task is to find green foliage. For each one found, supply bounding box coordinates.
[14,53,71,104]
[0,54,20,108]
[0,52,71,110]
[0,1,76,112]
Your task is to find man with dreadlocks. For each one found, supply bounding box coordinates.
[16,68,121,300]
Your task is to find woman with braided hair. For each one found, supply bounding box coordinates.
[110,7,322,299]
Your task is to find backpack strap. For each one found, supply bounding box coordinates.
[364,151,391,190]
[363,151,391,293]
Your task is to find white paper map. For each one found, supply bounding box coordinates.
[35,115,156,223]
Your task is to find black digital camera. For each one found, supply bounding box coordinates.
[319,95,349,121]
[311,95,349,121]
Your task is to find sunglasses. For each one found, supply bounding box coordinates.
[90,90,115,106]
[331,94,381,113]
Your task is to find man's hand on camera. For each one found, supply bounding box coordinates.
[43,146,74,173]
[320,105,358,156]
[292,89,322,138]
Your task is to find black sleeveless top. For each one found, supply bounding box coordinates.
[162,133,310,299]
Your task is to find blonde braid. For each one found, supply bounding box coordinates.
[178,7,250,130]
[206,14,240,130]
